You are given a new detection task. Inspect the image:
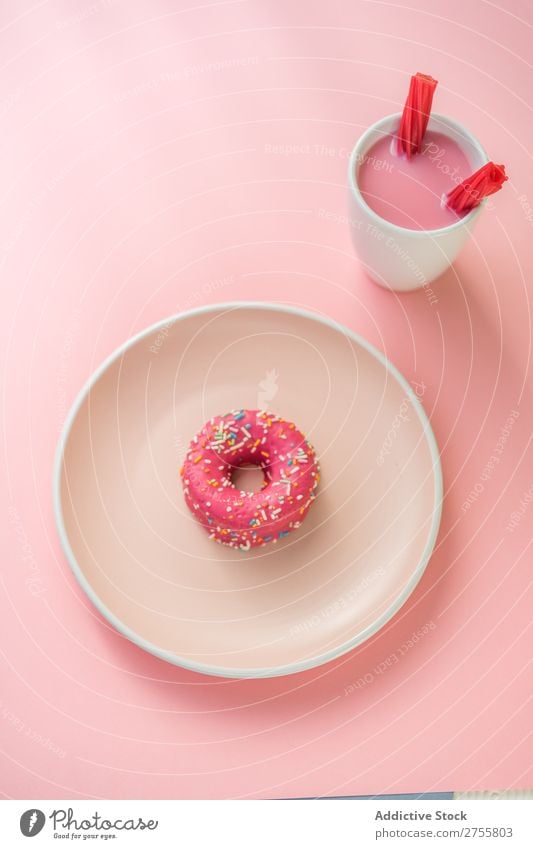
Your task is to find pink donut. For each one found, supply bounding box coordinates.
[181,410,320,550]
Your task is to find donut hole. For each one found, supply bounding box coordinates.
[230,463,266,493]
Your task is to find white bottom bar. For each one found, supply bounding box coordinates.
[2,799,532,848]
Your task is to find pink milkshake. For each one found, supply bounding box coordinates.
[357,130,472,231]
[348,72,507,289]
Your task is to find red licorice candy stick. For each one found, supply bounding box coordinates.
[396,72,438,159]
[445,162,508,214]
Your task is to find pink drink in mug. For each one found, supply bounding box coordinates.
[358,131,472,231]
[348,74,507,292]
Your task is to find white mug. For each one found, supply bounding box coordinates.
[348,112,488,292]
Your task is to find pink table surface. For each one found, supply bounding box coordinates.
[1,0,532,800]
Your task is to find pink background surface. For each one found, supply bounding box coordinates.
[1,0,532,799]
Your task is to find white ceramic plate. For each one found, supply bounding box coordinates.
[54,302,442,678]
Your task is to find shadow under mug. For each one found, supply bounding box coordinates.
[347,112,488,292]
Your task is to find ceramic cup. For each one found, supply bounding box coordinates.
[348,112,488,292]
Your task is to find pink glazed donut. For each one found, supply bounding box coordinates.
[181,410,320,551]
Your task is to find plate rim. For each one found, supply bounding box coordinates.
[53,300,443,679]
